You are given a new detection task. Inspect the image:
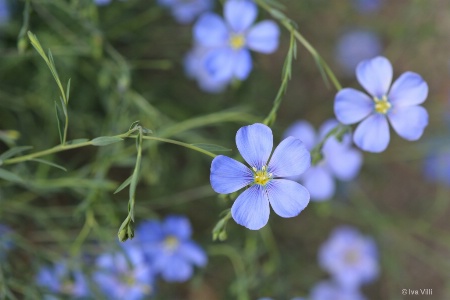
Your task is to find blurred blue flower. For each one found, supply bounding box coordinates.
[184,46,230,93]
[136,215,207,282]
[0,224,13,259]
[0,0,10,25]
[424,150,450,186]
[93,247,154,299]
[319,226,379,289]
[335,29,382,75]
[159,0,213,24]
[284,119,362,201]
[36,261,89,298]
[334,56,429,153]
[353,0,382,13]
[210,123,311,230]
[310,281,367,300]
[94,0,112,5]
[193,0,280,82]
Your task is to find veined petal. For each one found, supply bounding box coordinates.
[210,155,253,194]
[231,185,270,230]
[204,48,235,82]
[225,0,257,33]
[236,123,273,169]
[247,20,280,54]
[268,137,311,178]
[388,71,428,107]
[334,88,373,124]
[302,167,335,201]
[266,179,309,217]
[233,49,253,80]
[388,105,428,141]
[194,13,228,47]
[356,56,393,98]
[283,120,317,151]
[354,113,390,153]
[326,147,363,181]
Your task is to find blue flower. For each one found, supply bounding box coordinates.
[0,224,13,260]
[335,29,382,75]
[284,119,362,201]
[210,123,311,230]
[319,226,379,289]
[310,281,367,300]
[0,0,10,25]
[93,247,155,300]
[353,0,382,13]
[94,0,126,6]
[184,46,230,93]
[136,215,207,282]
[36,261,89,298]
[193,0,280,82]
[158,0,213,24]
[424,150,450,186]
[334,56,429,153]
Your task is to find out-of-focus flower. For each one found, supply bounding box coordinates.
[353,0,382,13]
[36,261,89,298]
[93,247,154,300]
[193,0,280,82]
[319,226,379,289]
[94,0,126,6]
[424,150,450,186]
[210,123,311,230]
[310,281,367,300]
[0,0,10,25]
[334,56,429,153]
[136,215,207,282]
[335,29,382,75]
[284,119,362,201]
[158,0,213,24]
[0,224,13,260]
[184,46,229,93]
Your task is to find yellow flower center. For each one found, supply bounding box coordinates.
[252,166,272,186]
[374,95,391,114]
[164,235,179,251]
[229,34,245,50]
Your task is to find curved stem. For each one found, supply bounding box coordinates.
[140,136,217,158]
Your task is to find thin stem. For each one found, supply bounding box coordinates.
[140,136,217,158]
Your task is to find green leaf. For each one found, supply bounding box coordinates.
[0,146,33,161]
[91,136,123,146]
[31,159,67,172]
[66,138,89,145]
[114,175,133,194]
[191,143,232,153]
[66,78,71,103]
[0,169,23,183]
[54,102,64,144]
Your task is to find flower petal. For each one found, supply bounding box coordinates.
[231,185,270,230]
[388,71,428,107]
[283,120,317,151]
[356,56,393,98]
[194,13,228,47]
[326,146,363,180]
[353,113,390,153]
[266,179,310,217]
[178,241,207,266]
[161,255,193,282]
[246,20,280,54]
[334,88,373,124]
[210,155,253,194]
[302,167,335,201]
[233,49,253,80]
[225,0,257,33]
[163,215,192,240]
[236,123,273,169]
[388,105,428,141]
[268,137,310,178]
[204,48,235,82]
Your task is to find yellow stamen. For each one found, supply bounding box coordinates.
[253,167,271,186]
[374,95,391,114]
[164,235,179,251]
[229,34,245,50]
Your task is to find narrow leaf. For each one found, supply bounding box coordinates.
[114,175,133,194]
[0,146,33,161]
[67,138,89,145]
[91,136,123,146]
[191,143,232,152]
[66,78,71,103]
[0,169,23,183]
[54,102,63,144]
[31,159,67,172]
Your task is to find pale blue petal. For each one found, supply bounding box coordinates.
[302,167,335,201]
[204,48,235,82]
[388,105,428,141]
[268,137,311,178]
[233,49,253,80]
[326,146,363,180]
[334,88,373,124]
[194,13,228,47]
[283,120,317,151]
[210,155,253,194]
[354,113,390,152]
[161,255,193,282]
[163,215,192,240]
[136,220,164,243]
[388,71,428,107]
[231,185,270,230]
[356,56,393,98]
[236,123,273,169]
[247,20,280,54]
[225,0,257,32]
[179,241,207,266]
[266,179,309,217]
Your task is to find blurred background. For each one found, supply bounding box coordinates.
[0,0,449,299]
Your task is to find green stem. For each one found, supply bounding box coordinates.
[140,136,217,158]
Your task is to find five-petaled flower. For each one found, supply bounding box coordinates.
[334,56,429,153]
[210,123,311,230]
